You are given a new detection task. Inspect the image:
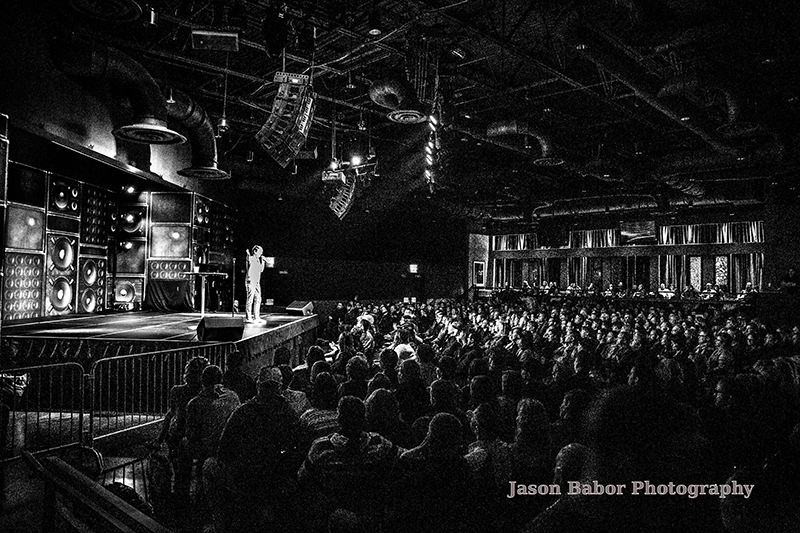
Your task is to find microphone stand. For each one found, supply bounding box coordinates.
[231,257,236,318]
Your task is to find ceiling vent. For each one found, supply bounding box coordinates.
[167,90,230,180]
[369,79,426,124]
[487,120,564,166]
[51,36,185,145]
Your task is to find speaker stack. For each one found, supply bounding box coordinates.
[44,176,82,316]
[0,115,5,332]
[256,72,316,168]
[110,191,148,310]
[2,162,46,320]
[148,192,194,308]
[78,185,110,313]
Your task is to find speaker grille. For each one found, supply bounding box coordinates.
[3,253,43,320]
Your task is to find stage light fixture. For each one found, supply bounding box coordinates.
[425,145,432,154]
[351,155,362,166]
[368,9,382,36]
[124,185,137,194]
[144,4,158,27]
[330,159,339,170]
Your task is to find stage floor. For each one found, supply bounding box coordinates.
[2,311,305,342]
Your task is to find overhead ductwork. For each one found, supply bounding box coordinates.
[368,79,426,124]
[68,0,142,21]
[486,120,563,166]
[166,90,230,180]
[564,23,738,156]
[657,72,759,137]
[51,36,185,145]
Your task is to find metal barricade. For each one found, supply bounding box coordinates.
[88,342,236,442]
[1,362,85,461]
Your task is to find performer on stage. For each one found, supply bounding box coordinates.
[245,245,267,324]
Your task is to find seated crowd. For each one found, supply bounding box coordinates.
[154,293,800,533]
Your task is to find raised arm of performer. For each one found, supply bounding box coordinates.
[245,245,267,324]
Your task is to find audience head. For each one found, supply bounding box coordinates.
[255,365,282,393]
[345,355,370,382]
[416,343,435,364]
[201,365,223,388]
[328,508,362,533]
[225,350,244,370]
[437,356,457,380]
[471,402,501,442]
[184,356,210,386]
[398,359,422,384]
[501,370,523,401]
[421,412,464,453]
[337,396,367,439]
[310,360,332,384]
[553,443,588,493]
[311,372,338,410]
[430,379,460,412]
[515,398,550,448]
[306,345,326,371]
[273,346,292,367]
[469,375,495,407]
[365,388,400,428]
[379,349,399,373]
[560,388,591,423]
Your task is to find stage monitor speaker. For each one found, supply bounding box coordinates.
[197,316,244,341]
[286,300,314,316]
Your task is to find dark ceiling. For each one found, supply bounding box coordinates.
[57,0,800,225]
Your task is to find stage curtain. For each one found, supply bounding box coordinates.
[144,279,195,312]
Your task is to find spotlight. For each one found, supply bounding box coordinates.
[330,159,339,170]
[124,185,137,194]
[424,169,431,179]
[368,8,382,36]
[425,145,432,155]
[143,4,158,28]
[351,155,362,166]
[217,116,230,135]
[123,241,134,250]
[425,154,433,165]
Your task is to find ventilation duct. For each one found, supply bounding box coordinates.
[657,72,759,137]
[368,79,426,124]
[68,0,142,21]
[486,120,563,166]
[51,36,185,145]
[565,23,737,156]
[167,90,229,180]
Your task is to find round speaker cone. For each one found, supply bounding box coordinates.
[50,277,74,311]
[82,259,98,285]
[53,184,70,209]
[81,289,97,313]
[115,281,136,303]
[52,237,76,269]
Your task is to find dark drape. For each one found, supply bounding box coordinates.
[144,279,195,312]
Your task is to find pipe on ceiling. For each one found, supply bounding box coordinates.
[486,120,554,160]
[564,23,739,156]
[50,35,185,145]
[657,72,740,127]
[166,90,229,180]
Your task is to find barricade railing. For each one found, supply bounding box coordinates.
[88,342,236,442]
[1,342,237,462]
[1,362,86,461]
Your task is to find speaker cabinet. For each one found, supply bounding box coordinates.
[81,185,111,246]
[1,133,7,203]
[115,240,146,273]
[78,256,106,313]
[113,206,147,238]
[49,177,81,216]
[3,252,44,320]
[5,204,45,251]
[151,192,192,223]
[7,163,46,208]
[149,260,191,280]
[256,73,316,167]
[197,316,244,341]
[109,277,144,310]
[45,234,77,315]
[286,300,314,316]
